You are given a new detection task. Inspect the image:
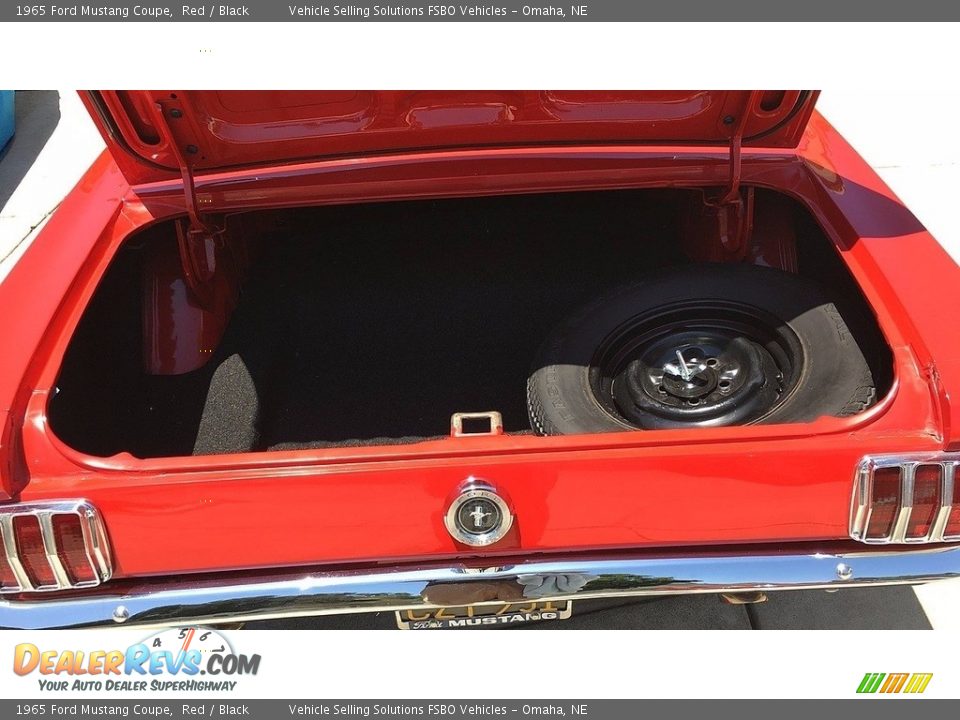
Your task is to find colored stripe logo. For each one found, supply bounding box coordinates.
[857,672,933,694]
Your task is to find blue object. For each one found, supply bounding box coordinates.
[0,91,15,151]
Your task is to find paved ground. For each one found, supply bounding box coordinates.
[0,91,103,281]
[246,589,934,630]
[2,90,958,629]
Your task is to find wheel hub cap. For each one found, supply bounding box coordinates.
[660,349,715,399]
[591,303,801,430]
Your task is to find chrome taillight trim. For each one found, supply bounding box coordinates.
[851,454,960,545]
[944,462,959,541]
[0,500,112,594]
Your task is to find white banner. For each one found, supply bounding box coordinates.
[1,628,954,699]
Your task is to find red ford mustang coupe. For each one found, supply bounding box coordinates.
[1,90,958,629]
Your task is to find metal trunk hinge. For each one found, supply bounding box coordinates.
[704,91,760,258]
[148,100,225,308]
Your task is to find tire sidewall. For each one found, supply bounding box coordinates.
[527,264,875,435]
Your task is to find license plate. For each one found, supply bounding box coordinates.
[396,600,573,629]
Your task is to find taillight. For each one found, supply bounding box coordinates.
[12,516,58,588]
[52,514,99,584]
[0,500,112,593]
[0,551,17,591]
[852,455,959,544]
[907,464,942,539]
[864,467,901,539]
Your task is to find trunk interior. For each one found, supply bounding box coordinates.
[48,188,892,459]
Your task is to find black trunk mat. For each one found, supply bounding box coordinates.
[51,191,689,457]
[193,194,685,454]
[48,190,891,458]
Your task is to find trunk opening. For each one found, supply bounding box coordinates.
[47,188,892,459]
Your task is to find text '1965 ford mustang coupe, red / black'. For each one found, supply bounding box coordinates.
[0,90,959,629]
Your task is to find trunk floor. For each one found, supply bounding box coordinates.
[194,194,684,453]
[48,189,890,458]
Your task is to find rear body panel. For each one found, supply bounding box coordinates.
[0,110,958,582]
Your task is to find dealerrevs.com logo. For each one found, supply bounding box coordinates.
[13,627,260,692]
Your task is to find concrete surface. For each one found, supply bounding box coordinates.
[246,589,934,630]
[0,90,104,282]
[1,90,958,629]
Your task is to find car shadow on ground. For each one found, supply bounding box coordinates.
[0,90,60,212]
[246,587,932,630]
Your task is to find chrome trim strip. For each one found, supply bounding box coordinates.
[38,513,72,589]
[78,504,112,583]
[892,463,916,543]
[944,463,959,541]
[930,462,953,541]
[850,460,871,539]
[0,500,113,594]
[2,544,960,630]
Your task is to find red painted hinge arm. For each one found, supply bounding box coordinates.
[148,101,216,236]
[699,91,760,258]
[147,100,224,307]
[719,90,760,205]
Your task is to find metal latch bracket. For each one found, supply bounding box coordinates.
[451,412,505,437]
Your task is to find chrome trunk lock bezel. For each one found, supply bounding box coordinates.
[444,478,513,547]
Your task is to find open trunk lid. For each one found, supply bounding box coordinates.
[83,90,819,186]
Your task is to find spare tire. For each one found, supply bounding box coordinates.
[526,263,876,436]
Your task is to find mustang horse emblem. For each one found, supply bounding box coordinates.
[468,505,492,528]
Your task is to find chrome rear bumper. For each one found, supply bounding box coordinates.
[2,544,959,629]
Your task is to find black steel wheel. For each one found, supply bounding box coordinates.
[527,264,877,435]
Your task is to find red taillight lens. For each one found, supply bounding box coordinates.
[12,515,56,588]
[0,553,17,590]
[865,467,901,539]
[52,514,97,584]
[907,465,942,539]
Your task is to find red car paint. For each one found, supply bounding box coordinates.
[0,92,958,582]
[92,90,815,183]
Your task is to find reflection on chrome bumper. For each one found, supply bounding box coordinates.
[2,545,959,629]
